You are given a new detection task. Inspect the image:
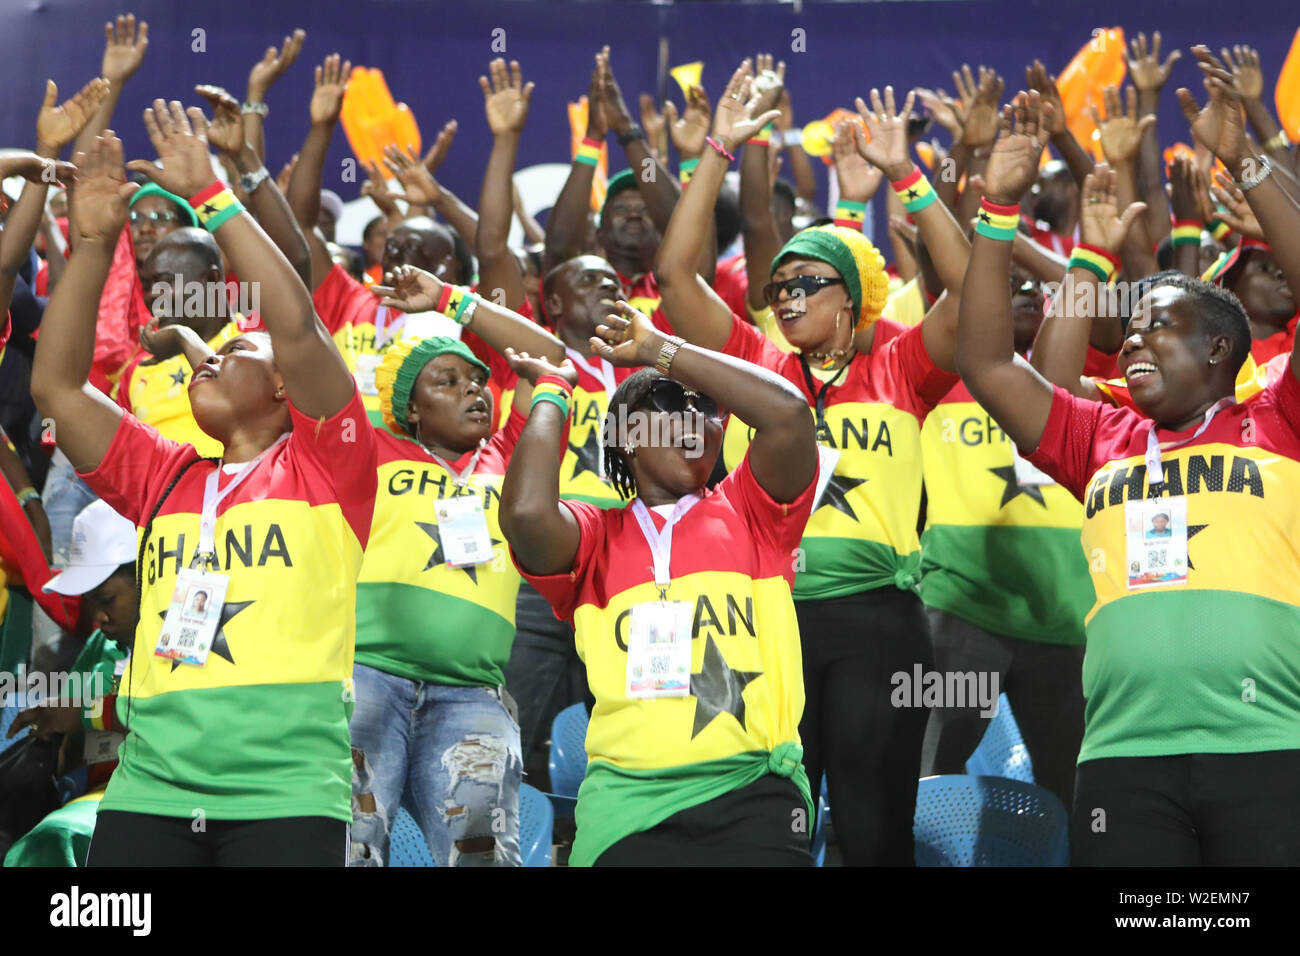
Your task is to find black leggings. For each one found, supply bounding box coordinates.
[796,586,933,866]
[88,810,347,866]
[1072,750,1300,866]
[594,775,812,866]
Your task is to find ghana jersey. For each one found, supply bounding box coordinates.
[113,319,249,458]
[721,316,956,599]
[518,453,816,865]
[313,264,406,426]
[77,389,377,821]
[919,379,1091,645]
[1026,372,1300,761]
[69,629,128,790]
[356,409,527,686]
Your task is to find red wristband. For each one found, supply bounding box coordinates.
[189,181,226,208]
[435,284,454,314]
[535,374,575,395]
[1074,242,1121,271]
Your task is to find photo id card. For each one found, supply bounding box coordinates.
[626,601,693,699]
[436,495,494,567]
[1125,497,1188,589]
[154,568,229,666]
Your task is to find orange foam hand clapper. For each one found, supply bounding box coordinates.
[340,67,422,171]
[1276,27,1300,139]
[1057,27,1127,161]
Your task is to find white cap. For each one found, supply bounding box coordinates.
[43,499,137,596]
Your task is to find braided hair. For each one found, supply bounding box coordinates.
[600,367,664,501]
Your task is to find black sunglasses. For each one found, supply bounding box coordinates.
[762,275,846,306]
[644,379,723,421]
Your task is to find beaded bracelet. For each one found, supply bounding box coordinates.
[706,137,735,163]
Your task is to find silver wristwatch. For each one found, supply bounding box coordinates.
[239,167,270,194]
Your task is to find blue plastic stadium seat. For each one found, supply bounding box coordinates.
[913,774,1069,866]
[965,693,1034,783]
[518,783,553,867]
[388,807,436,867]
[547,703,589,799]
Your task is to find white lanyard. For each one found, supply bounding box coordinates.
[630,495,702,594]
[427,442,486,489]
[565,346,618,395]
[195,434,289,565]
[1144,398,1235,485]
[373,305,407,349]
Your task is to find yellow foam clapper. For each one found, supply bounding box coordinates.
[341,67,421,171]
[1056,27,1127,161]
[1276,27,1300,139]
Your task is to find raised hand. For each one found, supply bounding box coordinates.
[589,300,660,367]
[195,85,245,155]
[1024,61,1067,137]
[100,14,149,85]
[956,65,1004,148]
[832,118,883,201]
[916,87,966,142]
[276,153,298,192]
[383,143,441,206]
[1088,85,1156,165]
[596,47,635,137]
[711,60,782,156]
[503,349,578,389]
[372,264,443,312]
[1176,46,1250,169]
[983,90,1054,205]
[1168,153,1213,224]
[479,58,533,136]
[852,86,917,180]
[422,119,458,175]
[750,53,787,117]
[662,84,712,158]
[1125,31,1182,93]
[126,100,217,199]
[36,78,111,153]
[69,131,138,243]
[585,51,609,140]
[0,152,76,186]
[1221,45,1264,102]
[139,315,188,359]
[639,94,667,158]
[310,54,352,126]
[1210,168,1265,240]
[1078,162,1147,254]
[247,29,306,102]
[361,160,399,214]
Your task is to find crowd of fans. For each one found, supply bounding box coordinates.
[1,13,1298,867]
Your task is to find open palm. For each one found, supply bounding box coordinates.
[36,78,110,152]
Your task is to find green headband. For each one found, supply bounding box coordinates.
[130,183,200,228]
[388,336,490,433]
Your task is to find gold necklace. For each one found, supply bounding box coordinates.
[802,346,856,371]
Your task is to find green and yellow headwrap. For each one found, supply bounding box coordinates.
[771,224,889,329]
[375,336,490,435]
[129,183,200,228]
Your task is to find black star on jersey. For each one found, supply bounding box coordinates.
[1186,523,1208,570]
[988,465,1047,509]
[415,521,501,584]
[815,474,868,521]
[169,368,187,386]
[568,430,605,482]
[156,600,253,671]
[689,635,761,738]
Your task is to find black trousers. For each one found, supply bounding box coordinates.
[1072,750,1300,865]
[796,586,933,866]
[87,810,347,866]
[594,775,813,866]
[920,608,1085,811]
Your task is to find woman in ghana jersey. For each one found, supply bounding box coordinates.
[957,66,1300,865]
[655,65,971,865]
[342,263,568,867]
[499,300,818,866]
[31,108,377,866]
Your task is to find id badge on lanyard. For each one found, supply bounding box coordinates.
[429,445,492,567]
[625,496,701,699]
[154,438,284,666]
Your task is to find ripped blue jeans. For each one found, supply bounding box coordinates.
[349,663,522,867]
